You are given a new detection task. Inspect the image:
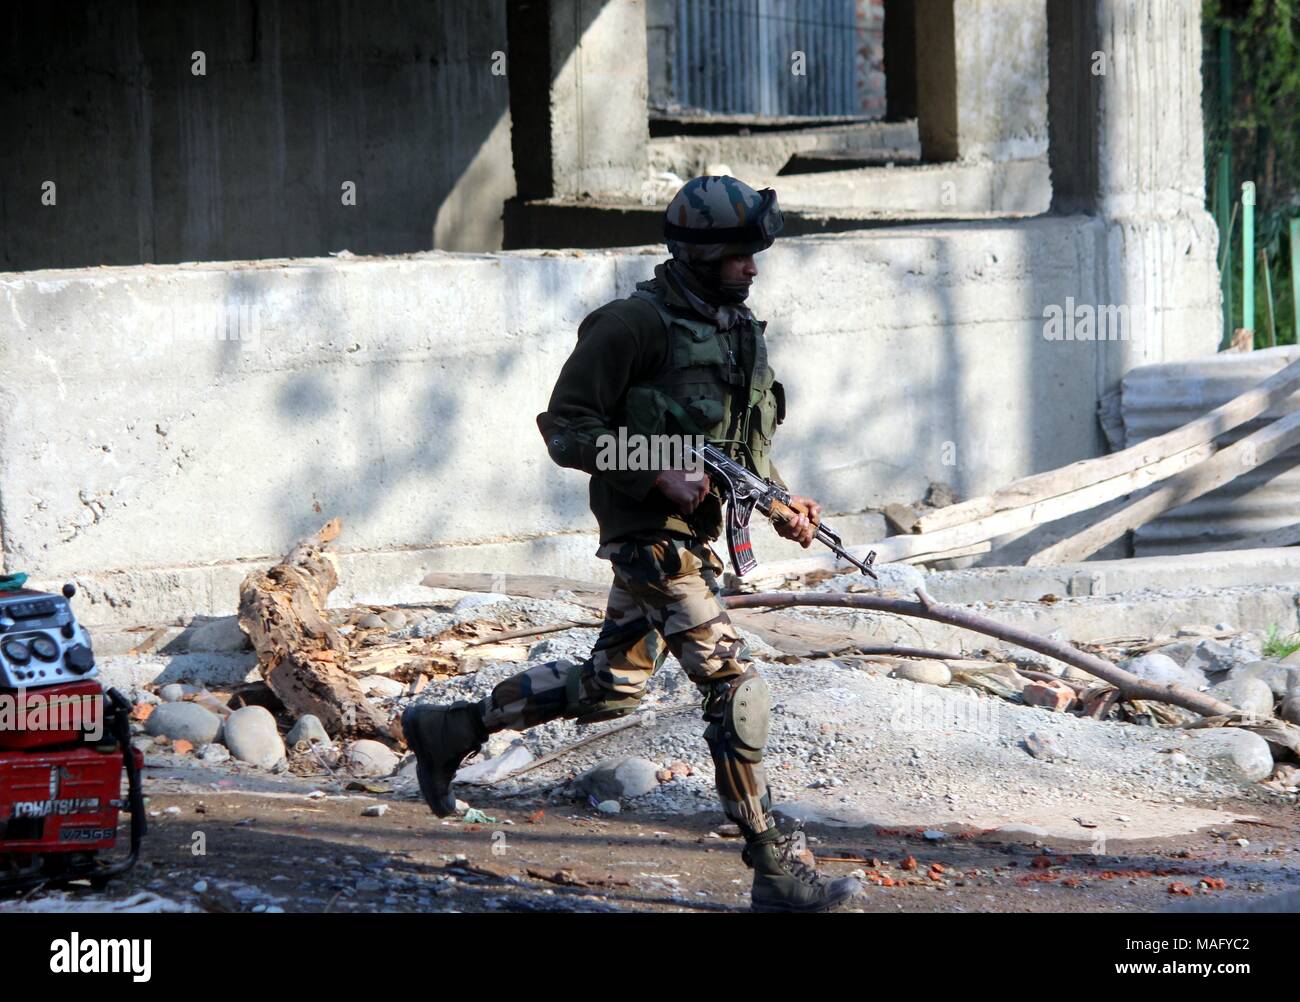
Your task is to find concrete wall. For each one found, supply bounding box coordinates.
[0,216,1220,624]
[0,0,515,271]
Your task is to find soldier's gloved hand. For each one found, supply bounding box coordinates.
[775,495,821,547]
[655,468,712,514]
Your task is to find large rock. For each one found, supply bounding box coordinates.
[575,757,661,801]
[1208,676,1275,718]
[1182,639,1244,678]
[891,661,951,687]
[1121,653,1207,690]
[1186,729,1274,782]
[345,739,401,777]
[286,714,330,748]
[223,706,286,768]
[187,616,251,653]
[145,702,222,745]
[1227,660,1293,698]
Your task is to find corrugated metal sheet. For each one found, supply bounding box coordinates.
[673,0,858,116]
[1120,346,1300,556]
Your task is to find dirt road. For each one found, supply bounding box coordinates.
[29,767,1300,913]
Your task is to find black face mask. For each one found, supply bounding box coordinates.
[683,259,751,305]
[717,275,752,303]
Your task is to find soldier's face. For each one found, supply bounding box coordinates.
[719,253,758,289]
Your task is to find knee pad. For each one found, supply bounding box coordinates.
[562,660,643,726]
[703,669,770,763]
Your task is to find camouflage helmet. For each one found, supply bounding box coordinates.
[664,176,783,262]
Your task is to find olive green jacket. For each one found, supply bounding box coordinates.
[537,278,787,545]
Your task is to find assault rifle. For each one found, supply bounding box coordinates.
[685,442,877,580]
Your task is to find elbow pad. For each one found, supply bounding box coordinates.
[537,413,582,470]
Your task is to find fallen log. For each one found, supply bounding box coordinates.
[238,518,390,741]
[722,588,1300,753]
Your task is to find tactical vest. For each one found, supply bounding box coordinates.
[624,284,784,479]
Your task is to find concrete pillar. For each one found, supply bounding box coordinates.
[914,0,1048,163]
[507,0,650,201]
[1047,0,1220,373]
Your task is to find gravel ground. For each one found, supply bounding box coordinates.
[391,597,1274,843]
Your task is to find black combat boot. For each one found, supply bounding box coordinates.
[401,700,489,817]
[742,821,861,913]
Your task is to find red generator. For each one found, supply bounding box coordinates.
[0,578,145,892]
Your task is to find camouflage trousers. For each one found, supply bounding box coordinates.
[479,533,773,838]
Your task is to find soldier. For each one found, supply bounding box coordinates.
[403,176,861,913]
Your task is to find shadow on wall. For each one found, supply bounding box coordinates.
[0,0,514,271]
[211,252,630,560]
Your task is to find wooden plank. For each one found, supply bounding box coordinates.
[1199,522,1300,552]
[1028,410,1300,565]
[863,439,1217,564]
[912,354,1300,534]
[898,541,991,565]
